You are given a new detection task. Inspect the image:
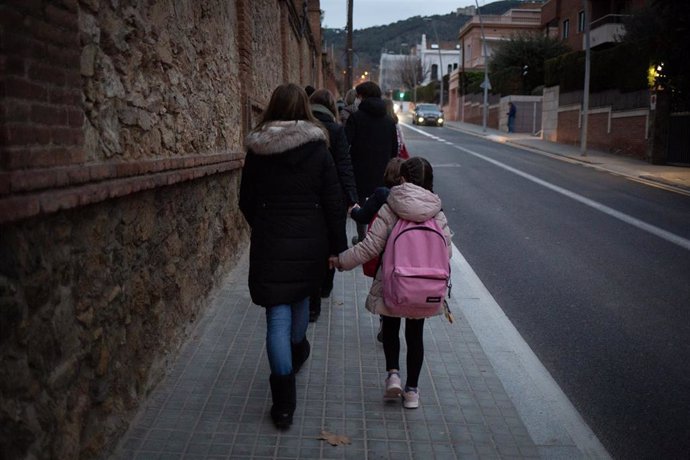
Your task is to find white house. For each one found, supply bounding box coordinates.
[415,34,461,86]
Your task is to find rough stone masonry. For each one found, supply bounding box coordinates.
[0,0,325,458]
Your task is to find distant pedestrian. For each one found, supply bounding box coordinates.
[309,88,358,322]
[346,82,398,243]
[240,83,347,429]
[384,98,410,159]
[339,88,358,125]
[507,101,516,133]
[330,157,452,409]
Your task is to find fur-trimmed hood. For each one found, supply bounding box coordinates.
[245,120,326,155]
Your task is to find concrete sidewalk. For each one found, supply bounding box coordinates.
[114,219,609,459]
[443,120,690,195]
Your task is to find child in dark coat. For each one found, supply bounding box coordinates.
[349,157,404,342]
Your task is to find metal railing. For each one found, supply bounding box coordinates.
[459,13,541,35]
[590,14,629,29]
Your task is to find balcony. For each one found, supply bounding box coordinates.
[587,14,628,48]
[459,12,542,37]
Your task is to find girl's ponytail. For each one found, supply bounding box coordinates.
[400,157,434,192]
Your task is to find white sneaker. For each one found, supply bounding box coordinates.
[403,387,419,409]
[384,372,402,401]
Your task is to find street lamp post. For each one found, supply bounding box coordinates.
[474,0,490,133]
[425,18,444,109]
[581,0,591,156]
[346,0,353,90]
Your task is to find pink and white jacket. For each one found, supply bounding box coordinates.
[338,182,453,317]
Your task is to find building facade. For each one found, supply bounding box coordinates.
[415,34,461,86]
[458,5,543,71]
[541,0,647,51]
[0,1,325,458]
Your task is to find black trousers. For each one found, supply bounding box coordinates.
[381,316,425,388]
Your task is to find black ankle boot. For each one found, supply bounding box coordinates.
[269,373,296,430]
[309,295,321,323]
[291,338,311,374]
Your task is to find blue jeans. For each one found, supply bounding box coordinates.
[508,115,515,133]
[265,297,309,375]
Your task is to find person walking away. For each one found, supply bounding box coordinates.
[350,157,404,342]
[507,101,516,133]
[346,82,398,243]
[309,88,359,322]
[239,83,347,429]
[339,88,358,125]
[330,157,452,409]
[384,98,410,159]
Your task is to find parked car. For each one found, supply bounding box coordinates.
[412,103,444,127]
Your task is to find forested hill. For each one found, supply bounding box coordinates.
[323,0,527,72]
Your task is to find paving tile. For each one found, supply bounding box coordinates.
[114,242,539,459]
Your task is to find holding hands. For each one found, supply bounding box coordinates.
[329,255,342,271]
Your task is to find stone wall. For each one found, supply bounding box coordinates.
[0,0,324,458]
[546,86,650,159]
[0,174,246,459]
[460,96,500,130]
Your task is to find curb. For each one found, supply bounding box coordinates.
[442,123,690,196]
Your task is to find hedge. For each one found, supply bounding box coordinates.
[545,42,648,92]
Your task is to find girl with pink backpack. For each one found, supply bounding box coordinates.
[330,157,452,409]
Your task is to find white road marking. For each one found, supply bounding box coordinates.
[403,122,690,252]
[449,245,611,458]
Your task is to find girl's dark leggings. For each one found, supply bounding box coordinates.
[381,316,425,388]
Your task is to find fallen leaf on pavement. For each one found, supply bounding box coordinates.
[319,430,351,446]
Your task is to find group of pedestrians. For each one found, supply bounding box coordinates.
[239,81,451,429]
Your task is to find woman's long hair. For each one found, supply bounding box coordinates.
[343,88,357,106]
[256,83,320,128]
[310,89,340,122]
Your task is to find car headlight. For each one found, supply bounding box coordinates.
[417,117,424,123]
[437,118,444,124]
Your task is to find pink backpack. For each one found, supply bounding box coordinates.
[381,216,450,318]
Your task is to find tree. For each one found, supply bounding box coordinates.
[488,33,570,95]
[622,0,690,110]
[393,55,428,91]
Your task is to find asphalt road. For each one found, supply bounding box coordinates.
[399,118,690,459]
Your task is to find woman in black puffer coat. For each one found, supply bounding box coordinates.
[308,89,358,322]
[239,83,347,430]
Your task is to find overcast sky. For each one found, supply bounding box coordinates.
[319,0,480,30]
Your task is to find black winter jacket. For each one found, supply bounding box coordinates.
[345,97,398,202]
[311,105,358,206]
[239,120,347,307]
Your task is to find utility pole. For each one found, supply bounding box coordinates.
[346,0,353,91]
[425,19,443,108]
[581,0,591,156]
[475,0,490,133]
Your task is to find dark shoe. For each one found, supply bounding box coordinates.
[291,338,311,374]
[269,373,296,430]
[309,296,321,323]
